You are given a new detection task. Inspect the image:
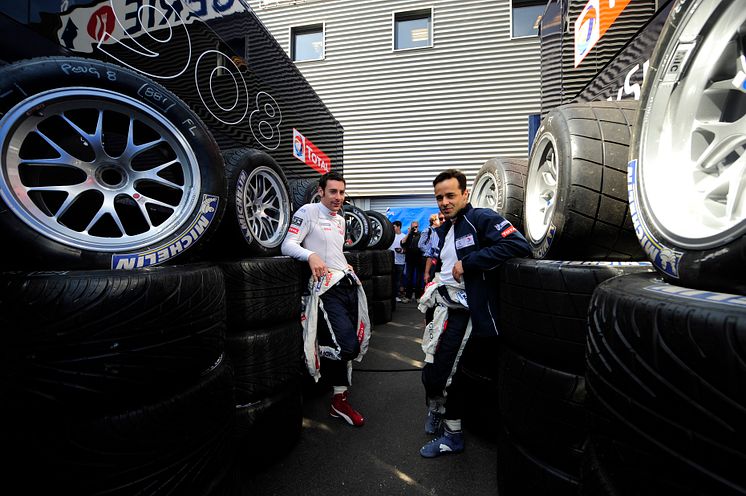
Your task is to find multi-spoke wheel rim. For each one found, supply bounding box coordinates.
[0,88,200,251]
[526,135,559,243]
[241,166,289,248]
[368,215,383,247]
[345,210,365,247]
[473,173,499,210]
[640,1,746,249]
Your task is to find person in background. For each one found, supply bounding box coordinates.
[418,169,530,458]
[418,213,445,284]
[401,220,424,301]
[281,171,370,427]
[389,220,407,303]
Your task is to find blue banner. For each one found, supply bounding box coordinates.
[385,206,440,234]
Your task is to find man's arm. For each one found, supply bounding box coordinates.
[459,210,530,273]
[281,208,314,261]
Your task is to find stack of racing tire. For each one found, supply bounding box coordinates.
[486,2,746,494]
[0,58,303,493]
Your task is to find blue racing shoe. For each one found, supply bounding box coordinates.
[420,428,464,458]
[424,409,444,435]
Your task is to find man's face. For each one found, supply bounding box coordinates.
[410,221,419,233]
[319,179,345,213]
[394,224,401,234]
[434,178,469,220]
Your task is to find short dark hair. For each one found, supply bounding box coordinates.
[319,171,346,190]
[433,169,467,192]
[392,220,402,228]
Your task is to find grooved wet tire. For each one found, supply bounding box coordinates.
[5,358,235,494]
[227,321,303,405]
[499,258,652,374]
[0,57,226,270]
[212,148,291,257]
[220,256,303,330]
[628,0,746,295]
[371,249,394,275]
[1,264,226,414]
[370,299,393,325]
[471,157,528,234]
[366,210,395,250]
[289,177,320,212]
[525,101,644,260]
[344,250,373,279]
[372,274,392,299]
[586,272,746,494]
[498,348,587,484]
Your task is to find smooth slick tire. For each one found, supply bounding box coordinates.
[586,272,746,495]
[525,101,643,260]
[628,0,746,295]
[471,157,528,234]
[0,57,226,270]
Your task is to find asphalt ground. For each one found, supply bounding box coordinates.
[239,301,498,496]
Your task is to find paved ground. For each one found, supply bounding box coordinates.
[239,302,498,496]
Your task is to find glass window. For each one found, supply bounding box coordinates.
[291,24,324,61]
[394,9,432,50]
[512,1,545,38]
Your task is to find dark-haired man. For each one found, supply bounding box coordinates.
[418,169,529,457]
[282,172,370,427]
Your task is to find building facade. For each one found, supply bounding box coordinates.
[248,0,543,209]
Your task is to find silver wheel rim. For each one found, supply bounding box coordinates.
[526,134,559,243]
[241,166,289,248]
[368,215,383,247]
[472,173,499,210]
[639,0,746,249]
[345,210,365,247]
[0,88,200,252]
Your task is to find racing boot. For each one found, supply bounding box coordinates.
[330,391,365,426]
[420,426,464,458]
[424,408,444,435]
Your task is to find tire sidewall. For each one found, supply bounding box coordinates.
[0,57,225,270]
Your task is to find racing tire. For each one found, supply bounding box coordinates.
[226,321,303,405]
[5,357,235,494]
[220,256,304,330]
[0,57,226,270]
[344,250,373,279]
[342,204,371,251]
[471,157,528,234]
[586,272,746,494]
[628,0,746,295]
[370,299,393,325]
[499,258,652,374]
[366,210,395,250]
[371,249,394,275]
[1,264,226,414]
[525,101,644,260]
[289,177,320,212]
[372,274,392,300]
[212,148,291,257]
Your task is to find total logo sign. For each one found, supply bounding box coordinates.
[293,128,331,174]
[574,0,631,67]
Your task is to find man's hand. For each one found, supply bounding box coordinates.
[308,253,328,282]
[423,272,431,284]
[452,260,464,283]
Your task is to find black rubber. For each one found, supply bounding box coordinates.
[344,250,373,279]
[289,177,320,212]
[226,321,303,405]
[370,299,393,325]
[0,264,226,414]
[365,210,395,250]
[586,272,746,495]
[342,204,371,251]
[526,100,644,260]
[472,157,528,234]
[499,258,653,374]
[372,274,392,300]
[220,256,303,331]
[212,148,291,257]
[370,249,394,275]
[0,57,226,270]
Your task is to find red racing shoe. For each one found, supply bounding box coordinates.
[330,391,365,426]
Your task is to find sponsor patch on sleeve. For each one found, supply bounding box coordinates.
[292,216,303,226]
[496,220,511,230]
[288,226,300,234]
[501,225,517,238]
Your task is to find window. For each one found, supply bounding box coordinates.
[512,0,544,38]
[291,24,324,62]
[393,9,432,51]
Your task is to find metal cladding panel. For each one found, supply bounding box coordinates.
[250,0,541,197]
[540,0,658,115]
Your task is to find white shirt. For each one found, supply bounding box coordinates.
[281,202,348,271]
[389,232,406,265]
[439,227,458,285]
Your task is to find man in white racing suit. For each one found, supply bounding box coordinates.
[281,171,368,427]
